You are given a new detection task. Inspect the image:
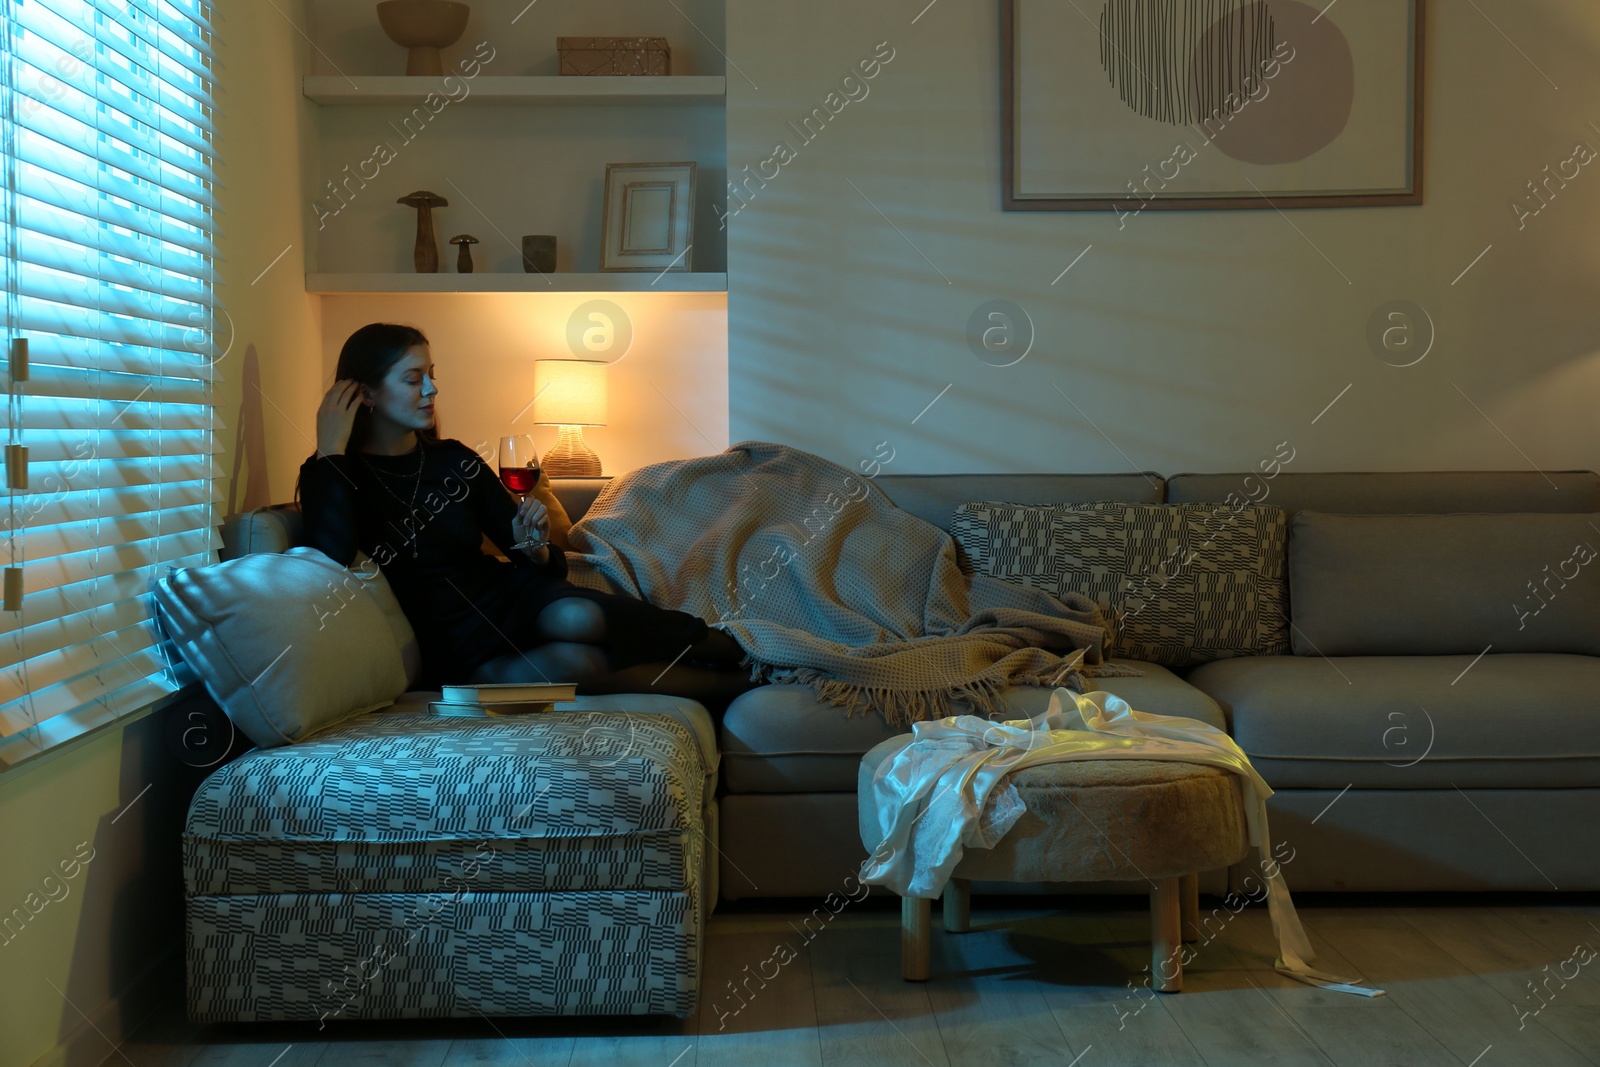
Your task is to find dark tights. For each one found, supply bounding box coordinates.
[468,596,755,707]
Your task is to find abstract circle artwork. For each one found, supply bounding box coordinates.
[1098,0,1354,164]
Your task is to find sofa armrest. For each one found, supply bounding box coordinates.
[219,503,304,559]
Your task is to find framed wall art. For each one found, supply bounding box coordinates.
[600,162,697,271]
[1001,0,1426,212]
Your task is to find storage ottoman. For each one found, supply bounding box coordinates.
[183,694,717,1022]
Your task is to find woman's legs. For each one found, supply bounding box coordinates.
[583,660,758,708]
[535,596,746,668]
[685,626,746,667]
[529,595,754,706]
[534,597,608,644]
[468,641,610,687]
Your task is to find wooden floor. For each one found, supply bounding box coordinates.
[119,895,1600,1067]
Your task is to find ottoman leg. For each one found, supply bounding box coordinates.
[1150,877,1184,993]
[1180,872,1200,942]
[902,895,931,981]
[943,877,971,934]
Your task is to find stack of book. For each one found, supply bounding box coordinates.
[429,682,578,717]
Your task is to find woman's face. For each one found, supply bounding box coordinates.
[364,344,438,432]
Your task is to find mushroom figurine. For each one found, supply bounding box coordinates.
[397,190,448,273]
[450,234,480,273]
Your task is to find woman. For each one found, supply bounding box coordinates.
[297,323,752,704]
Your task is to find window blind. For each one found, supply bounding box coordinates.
[1,0,220,765]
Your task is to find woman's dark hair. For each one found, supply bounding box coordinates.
[337,322,435,453]
[293,323,434,505]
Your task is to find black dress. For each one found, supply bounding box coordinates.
[297,437,710,688]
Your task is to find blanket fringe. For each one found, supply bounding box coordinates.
[745,658,1139,730]
[1082,661,1145,679]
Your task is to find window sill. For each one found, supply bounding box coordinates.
[0,685,201,783]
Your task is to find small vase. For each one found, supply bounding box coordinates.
[522,235,557,274]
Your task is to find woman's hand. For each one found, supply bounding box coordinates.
[513,494,552,562]
[317,379,363,457]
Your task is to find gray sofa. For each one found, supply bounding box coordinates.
[224,469,1600,902]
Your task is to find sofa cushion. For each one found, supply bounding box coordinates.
[1167,470,1600,515]
[1289,512,1600,656]
[719,660,1224,794]
[549,477,610,523]
[952,501,1288,668]
[1186,653,1600,789]
[876,473,1163,531]
[184,698,713,896]
[154,547,419,748]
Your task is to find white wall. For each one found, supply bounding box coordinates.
[218,0,326,510]
[0,712,192,1067]
[725,0,1600,475]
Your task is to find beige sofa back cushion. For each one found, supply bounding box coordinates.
[1170,470,1600,517]
[879,473,1163,533]
[1289,512,1600,656]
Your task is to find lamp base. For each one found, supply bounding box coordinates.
[543,425,602,478]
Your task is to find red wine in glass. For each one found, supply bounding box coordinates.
[499,465,541,495]
[498,434,547,550]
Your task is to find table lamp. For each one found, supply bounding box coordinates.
[533,359,608,477]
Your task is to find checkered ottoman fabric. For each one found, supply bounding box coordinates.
[184,700,714,1021]
[952,501,1290,668]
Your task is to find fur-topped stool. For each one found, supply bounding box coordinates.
[858,744,1251,992]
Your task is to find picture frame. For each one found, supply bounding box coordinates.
[1001,0,1427,212]
[600,162,697,271]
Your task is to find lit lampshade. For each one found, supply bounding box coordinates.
[533,359,608,477]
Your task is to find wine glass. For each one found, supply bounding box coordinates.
[498,434,547,550]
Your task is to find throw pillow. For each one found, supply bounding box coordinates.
[952,501,1290,668]
[152,546,419,749]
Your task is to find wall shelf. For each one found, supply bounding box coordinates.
[306,272,728,294]
[303,75,726,106]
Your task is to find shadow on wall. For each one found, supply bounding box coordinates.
[724,2,1600,475]
[55,701,223,1057]
[228,344,273,518]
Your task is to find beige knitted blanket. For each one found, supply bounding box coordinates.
[564,441,1128,727]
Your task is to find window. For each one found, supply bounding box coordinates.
[1,0,218,769]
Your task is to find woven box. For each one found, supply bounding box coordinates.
[558,36,671,76]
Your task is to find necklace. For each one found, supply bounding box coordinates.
[359,443,426,559]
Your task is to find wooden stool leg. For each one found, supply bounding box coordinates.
[901,895,931,981]
[943,877,971,934]
[1150,877,1183,993]
[1180,872,1200,942]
